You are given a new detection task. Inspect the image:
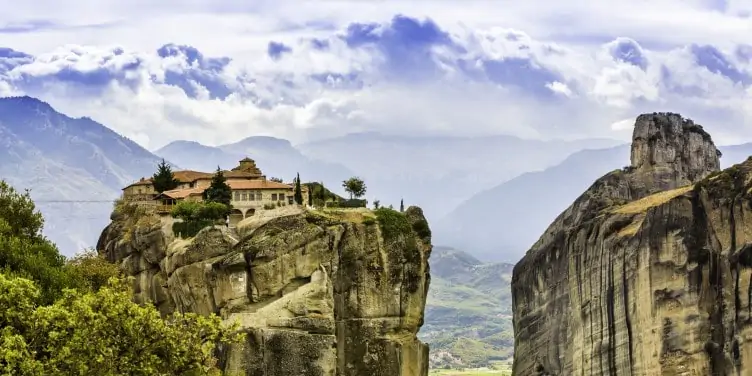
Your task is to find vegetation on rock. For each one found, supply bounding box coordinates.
[171,201,228,238]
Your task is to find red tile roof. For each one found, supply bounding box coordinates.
[158,187,204,199]
[228,180,293,190]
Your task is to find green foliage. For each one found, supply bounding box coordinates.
[373,207,412,241]
[263,203,276,210]
[64,249,121,293]
[373,200,380,209]
[172,220,214,239]
[172,201,229,222]
[202,167,232,209]
[151,159,180,194]
[400,199,404,212]
[0,180,74,304]
[0,274,243,375]
[170,201,227,238]
[268,177,283,183]
[342,177,366,199]
[293,173,303,205]
[307,183,313,206]
[305,182,341,205]
[0,180,44,240]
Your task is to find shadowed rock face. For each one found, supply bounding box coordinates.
[509,113,752,375]
[98,206,432,376]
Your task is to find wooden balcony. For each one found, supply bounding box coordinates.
[155,205,174,214]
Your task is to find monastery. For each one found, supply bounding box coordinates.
[122,157,309,227]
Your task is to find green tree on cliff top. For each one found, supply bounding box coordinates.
[152,159,180,193]
[294,173,303,205]
[202,167,232,214]
[342,177,366,199]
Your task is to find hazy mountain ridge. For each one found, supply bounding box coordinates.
[297,132,625,221]
[437,142,752,262]
[0,96,165,254]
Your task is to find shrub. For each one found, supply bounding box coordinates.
[338,199,367,208]
[172,220,214,239]
[0,274,243,375]
[263,203,276,210]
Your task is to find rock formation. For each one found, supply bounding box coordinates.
[97,206,432,376]
[510,112,752,375]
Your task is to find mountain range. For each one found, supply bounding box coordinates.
[435,142,752,262]
[3,95,751,265]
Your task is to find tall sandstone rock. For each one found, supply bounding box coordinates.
[509,112,752,375]
[97,206,432,376]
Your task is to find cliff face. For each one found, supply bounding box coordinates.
[97,206,432,376]
[510,113,752,375]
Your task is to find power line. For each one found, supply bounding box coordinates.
[34,200,117,203]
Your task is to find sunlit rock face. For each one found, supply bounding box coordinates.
[510,113,752,375]
[98,206,432,376]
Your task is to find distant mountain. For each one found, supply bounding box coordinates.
[154,137,354,191]
[297,133,624,221]
[0,96,165,254]
[436,142,752,262]
[419,246,514,369]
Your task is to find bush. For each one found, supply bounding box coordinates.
[338,199,367,208]
[64,248,122,292]
[171,201,228,221]
[263,203,276,210]
[172,219,214,239]
[0,274,243,375]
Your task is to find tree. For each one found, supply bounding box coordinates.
[294,173,303,205]
[269,177,283,183]
[0,180,74,304]
[64,248,121,292]
[400,199,404,212]
[202,167,232,213]
[342,177,367,199]
[0,180,44,241]
[373,200,380,209]
[0,274,243,375]
[307,185,313,207]
[152,159,180,193]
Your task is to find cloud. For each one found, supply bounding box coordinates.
[0,2,750,148]
[267,41,292,60]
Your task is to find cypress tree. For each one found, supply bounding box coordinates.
[307,184,313,206]
[400,199,404,212]
[152,159,179,193]
[294,173,303,205]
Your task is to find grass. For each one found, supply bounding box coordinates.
[612,186,692,214]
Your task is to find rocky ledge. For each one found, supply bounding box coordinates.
[511,113,752,375]
[97,206,432,376]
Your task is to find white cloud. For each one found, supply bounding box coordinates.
[0,0,750,148]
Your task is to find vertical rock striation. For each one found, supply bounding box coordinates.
[98,206,432,376]
[509,113,752,375]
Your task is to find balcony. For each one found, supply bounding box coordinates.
[155,205,174,214]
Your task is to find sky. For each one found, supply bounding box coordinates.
[0,0,751,149]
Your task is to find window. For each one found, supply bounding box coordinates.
[271,193,277,201]
[256,192,262,200]
[249,191,255,201]
[138,188,142,194]
[241,192,247,201]
[234,191,240,201]
[279,193,285,201]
